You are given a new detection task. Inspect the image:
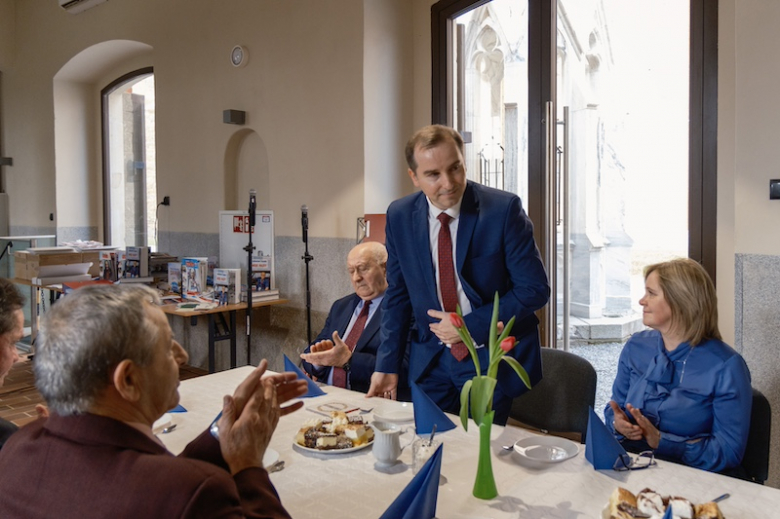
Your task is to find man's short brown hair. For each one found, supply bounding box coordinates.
[405,125,465,173]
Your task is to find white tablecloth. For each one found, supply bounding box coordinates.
[160,366,779,518]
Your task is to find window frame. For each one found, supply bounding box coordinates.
[431,0,718,281]
[100,66,154,247]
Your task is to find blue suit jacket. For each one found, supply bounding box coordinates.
[301,293,386,395]
[377,181,549,398]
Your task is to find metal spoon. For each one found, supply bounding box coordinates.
[427,424,437,446]
[162,424,177,434]
[712,493,729,503]
[268,460,285,473]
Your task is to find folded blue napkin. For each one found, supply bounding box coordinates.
[379,443,443,519]
[283,354,326,397]
[168,404,187,413]
[662,504,674,519]
[585,407,629,470]
[411,382,456,435]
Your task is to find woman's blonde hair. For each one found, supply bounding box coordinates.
[644,258,721,346]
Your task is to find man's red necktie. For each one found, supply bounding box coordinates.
[437,213,468,361]
[332,301,371,388]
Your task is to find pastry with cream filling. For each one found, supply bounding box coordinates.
[294,411,374,450]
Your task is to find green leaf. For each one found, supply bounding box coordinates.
[459,379,472,430]
[488,292,500,350]
[470,376,497,426]
[501,355,532,390]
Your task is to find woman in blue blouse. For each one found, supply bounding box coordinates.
[605,258,752,472]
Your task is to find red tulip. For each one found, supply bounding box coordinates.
[449,313,464,329]
[500,337,516,353]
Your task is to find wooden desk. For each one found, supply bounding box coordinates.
[160,299,289,373]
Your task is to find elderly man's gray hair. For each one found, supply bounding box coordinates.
[35,284,162,415]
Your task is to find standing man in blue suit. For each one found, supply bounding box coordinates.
[301,242,409,398]
[367,125,549,424]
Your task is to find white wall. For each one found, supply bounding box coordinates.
[3,0,368,239]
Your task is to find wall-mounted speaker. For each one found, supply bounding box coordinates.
[223,110,246,125]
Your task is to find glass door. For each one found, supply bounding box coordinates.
[556,0,690,351]
[434,0,705,416]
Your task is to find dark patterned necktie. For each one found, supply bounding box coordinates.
[332,301,371,388]
[437,213,468,361]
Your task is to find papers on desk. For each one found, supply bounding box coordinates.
[26,246,77,254]
[31,261,94,286]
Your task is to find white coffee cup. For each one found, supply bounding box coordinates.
[371,420,411,467]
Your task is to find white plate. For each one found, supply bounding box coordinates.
[601,504,609,519]
[152,413,172,433]
[294,439,373,455]
[263,447,280,468]
[513,436,579,463]
[373,402,414,423]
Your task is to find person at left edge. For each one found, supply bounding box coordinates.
[300,242,411,400]
[0,278,25,448]
[0,283,308,519]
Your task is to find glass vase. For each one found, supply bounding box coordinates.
[472,410,498,499]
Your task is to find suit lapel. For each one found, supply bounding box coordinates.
[456,182,480,303]
[338,295,362,336]
[412,194,439,305]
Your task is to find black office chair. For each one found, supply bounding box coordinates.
[508,348,597,443]
[737,388,771,485]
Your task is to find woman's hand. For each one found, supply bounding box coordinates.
[626,403,661,449]
[608,400,644,441]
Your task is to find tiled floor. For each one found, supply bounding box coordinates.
[0,354,208,427]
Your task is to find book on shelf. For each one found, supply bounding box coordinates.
[249,255,274,292]
[168,262,182,294]
[181,257,208,297]
[213,268,241,305]
[242,288,280,303]
[205,256,218,287]
[124,246,150,278]
[99,250,123,282]
[116,250,127,279]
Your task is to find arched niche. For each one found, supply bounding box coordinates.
[223,129,270,212]
[53,40,153,243]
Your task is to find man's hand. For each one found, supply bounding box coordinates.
[299,331,352,367]
[366,372,399,400]
[218,360,308,475]
[427,309,462,344]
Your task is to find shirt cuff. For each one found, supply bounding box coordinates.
[655,433,686,459]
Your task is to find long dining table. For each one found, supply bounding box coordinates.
[159,366,780,518]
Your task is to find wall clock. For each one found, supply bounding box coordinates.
[231,45,248,68]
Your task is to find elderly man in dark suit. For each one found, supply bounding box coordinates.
[368,124,549,424]
[0,284,308,519]
[300,241,412,398]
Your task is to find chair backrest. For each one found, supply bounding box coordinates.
[508,348,597,443]
[741,388,771,484]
